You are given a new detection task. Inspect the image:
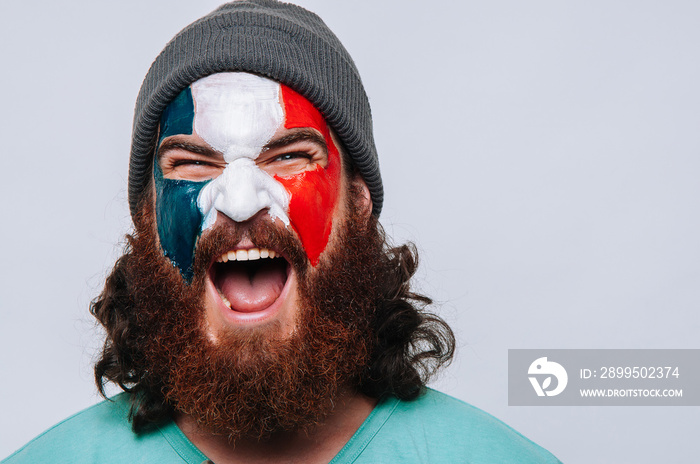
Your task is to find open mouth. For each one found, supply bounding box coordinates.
[209,247,291,313]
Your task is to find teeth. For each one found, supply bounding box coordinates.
[220,292,232,309]
[216,247,279,263]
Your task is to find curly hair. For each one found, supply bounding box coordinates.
[92,213,455,433]
[357,240,456,400]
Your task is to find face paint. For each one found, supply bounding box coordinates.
[195,73,290,229]
[154,86,207,280]
[154,163,207,281]
[275,85,341,266]
[155,72,342,279]
[158,87,195,145]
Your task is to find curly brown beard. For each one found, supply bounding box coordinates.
[123,189,382,441]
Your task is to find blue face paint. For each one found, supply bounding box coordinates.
[155,87,211,281]
[154,163,209,281]
[158,87,195,145]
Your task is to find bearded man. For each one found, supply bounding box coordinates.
[4,2,560,463]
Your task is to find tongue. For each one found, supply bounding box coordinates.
[217,261,286,312]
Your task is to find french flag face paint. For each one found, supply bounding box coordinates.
[275,84,341,267]
[154,72,341,280]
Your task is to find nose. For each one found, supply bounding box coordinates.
[197,157,290,227]
[216,159,272,222]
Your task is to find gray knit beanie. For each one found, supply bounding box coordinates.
[129,0,383,217]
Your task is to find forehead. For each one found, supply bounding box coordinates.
[159,72,330,156]
[191,73,282,157]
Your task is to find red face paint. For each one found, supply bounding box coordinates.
[275,85,341,266]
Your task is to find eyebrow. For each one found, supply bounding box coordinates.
[157,139,220,159]
[157,129,328,159]
[263,129,328,154]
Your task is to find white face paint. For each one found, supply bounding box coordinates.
[193,73,290,229]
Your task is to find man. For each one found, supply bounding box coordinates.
[4,2,559,463]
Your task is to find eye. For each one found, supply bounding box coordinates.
[258,150,318,177]
[273,152,312,163]
[159,151,225,181]
[172,159,213,167]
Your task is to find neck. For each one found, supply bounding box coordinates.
[175,390,377,464]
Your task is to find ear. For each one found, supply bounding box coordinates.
[351,173,373,219]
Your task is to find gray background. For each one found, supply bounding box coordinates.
[1,1,699,463]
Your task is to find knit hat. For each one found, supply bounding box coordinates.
[128,0,383,217]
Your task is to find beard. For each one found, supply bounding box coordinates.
[123,190,383,441]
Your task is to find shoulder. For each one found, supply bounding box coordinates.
[359,388,561,464]
[2,393,191,464]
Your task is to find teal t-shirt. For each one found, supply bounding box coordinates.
[3,389,560,463]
